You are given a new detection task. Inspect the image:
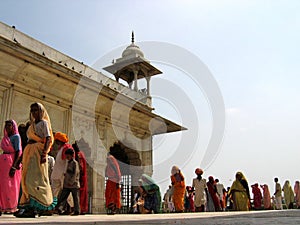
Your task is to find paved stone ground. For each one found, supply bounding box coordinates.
[0,210,300,225]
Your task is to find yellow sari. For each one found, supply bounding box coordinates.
[20,103,55,210]
[228,172,250,211]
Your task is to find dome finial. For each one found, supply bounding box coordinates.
[131,31,134,44]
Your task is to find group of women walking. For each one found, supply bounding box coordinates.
[0,103,56,217]
[0,102,88,217]
[165,168,252,213]
[166,168,251,212]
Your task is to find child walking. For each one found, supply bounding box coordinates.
[57,148,80,216]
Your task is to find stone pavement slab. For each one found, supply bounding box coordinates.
[0,210,300,225]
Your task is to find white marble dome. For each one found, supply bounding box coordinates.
[121,42,144,58]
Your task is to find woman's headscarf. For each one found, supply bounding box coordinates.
[141,174,157,186]
[30,103,52,128]
[30,102,53,144]
[1,120,21,152]
[236,171,247,182]
[208,176,215,183]
[140,174,160,194]
[171,166,180,176]
[283,180,291,192]
[294,181,300,194]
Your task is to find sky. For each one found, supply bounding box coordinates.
[1,0,300,195]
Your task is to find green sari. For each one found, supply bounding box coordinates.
[140,174,162,213]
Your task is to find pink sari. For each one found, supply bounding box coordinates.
[294,181,300,208]
[261,184,271,209]
[0,120,22,212]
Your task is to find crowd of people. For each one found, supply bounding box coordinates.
[1,102,300,217]
[131,167,300,214]
[160,170,300,213]
[0,103,88,217]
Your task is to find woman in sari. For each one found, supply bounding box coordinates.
[206,176,221,211]
[0,120,22,215]
[282,180,294,209]
[251,183,262,209]
[139,174,161,213]
[15,102,56,217]
[228,172,250,211]
[73,142,88,214]
[105,148,122,215]
[294,181,300,209]
[260,184,272,210]
[170,166,185,212]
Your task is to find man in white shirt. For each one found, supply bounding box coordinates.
[215,179,225,211]
[51,132,71,199]
[273,177,283,210]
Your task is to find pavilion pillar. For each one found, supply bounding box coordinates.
[133,70,138,91]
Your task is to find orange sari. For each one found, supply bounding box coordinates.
[171,172,185,212]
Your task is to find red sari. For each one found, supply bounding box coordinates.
[105,154,121,210]
[251,184,262,209]
[207,177,221,211]
[76,151,88,214]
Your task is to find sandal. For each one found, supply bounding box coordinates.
[14,209,36,218]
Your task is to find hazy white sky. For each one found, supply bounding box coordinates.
[1,0,300,195]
